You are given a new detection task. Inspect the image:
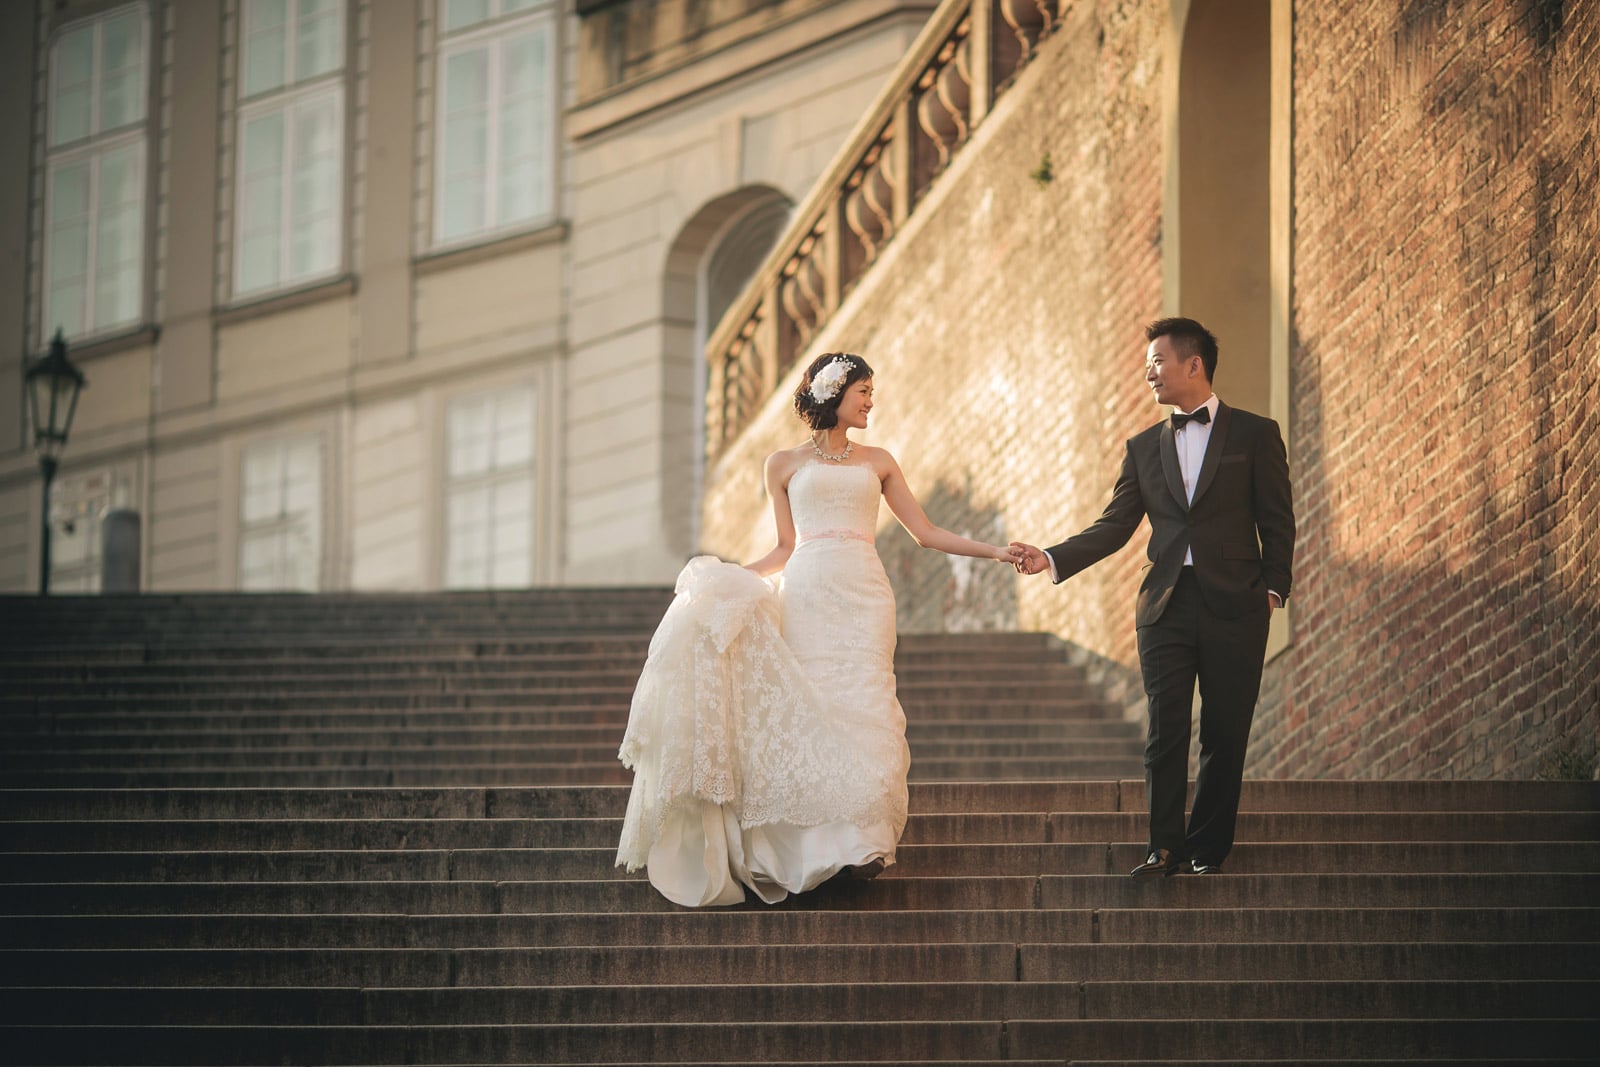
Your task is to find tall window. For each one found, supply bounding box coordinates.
[445,385,535,587]
[434,0,555,246]
[239,435,323,590]
[235,0,345,297]
[43,4,149,343]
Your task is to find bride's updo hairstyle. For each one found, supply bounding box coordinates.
[793,352,874,430]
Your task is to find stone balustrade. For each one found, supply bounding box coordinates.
[704,0,1065,460]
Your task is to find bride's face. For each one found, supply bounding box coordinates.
[835,378,874,430]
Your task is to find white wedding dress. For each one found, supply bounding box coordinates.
[616,462,910,906]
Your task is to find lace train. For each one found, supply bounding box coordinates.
[616,555,908,905]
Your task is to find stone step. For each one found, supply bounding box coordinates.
[0,757,1145,787]
[1,687,1110,712]
[5,940,1595,988]
[3,980,1594,1025]
[0,717,1141,745]
[1,663,1088,692]
[8,872,1592,915]
[2,736,1144,767]
[0,700,1126,726]
[11,808,1585,852]
[6,780,1594,820]
[0,630,1061,665]
[0,1018,1595,1065]
[4,907,1594,950]
[7,647,1077,676]
[6,841,1596,883]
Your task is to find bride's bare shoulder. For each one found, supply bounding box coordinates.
[763,444,810,479]
[857,444,899,476]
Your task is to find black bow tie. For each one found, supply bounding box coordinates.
[1171,407,1211,430]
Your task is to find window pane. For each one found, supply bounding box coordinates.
[439,46,489,240]
[242,443,287,522]
[46,163,93,337]
[498,30,547,224]
[448,394,493,477]
[283,442,320,516]
[239,532,280,589]
[99,10,146,130]
[289,96,341,279]
[238,110,286,292]
[446,485,490,587]
[440,48,489,237]
[295,0,343,82]
[243,0,289,96]
[285,515,319,590]
[51,27,95,145]
[241,437,321,591]
[94,157,144,331]
[492,387,534,469]
[242,110,287,178]
[503,0,542,12]
[485,476,532,586]
[444,0,491,33]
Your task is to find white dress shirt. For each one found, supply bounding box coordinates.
[1175,395,1220,565]
[1042,395,1280,605]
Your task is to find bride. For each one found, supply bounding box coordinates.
[616,352,1021,906]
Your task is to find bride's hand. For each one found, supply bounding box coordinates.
[995,543,1026,565]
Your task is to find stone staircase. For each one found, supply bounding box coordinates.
[1,592,1596,1064]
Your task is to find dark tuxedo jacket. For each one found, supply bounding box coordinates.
[1044,402,1295,627]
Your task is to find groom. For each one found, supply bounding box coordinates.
[1013,317,1295,877]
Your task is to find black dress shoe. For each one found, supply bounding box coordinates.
[1129,848,1185,879]
[1189,859,1224,875]
[839,857,886,881]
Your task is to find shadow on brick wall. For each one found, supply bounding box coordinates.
[876,478,1019,634]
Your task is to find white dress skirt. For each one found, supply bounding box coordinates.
[616,463,910,906]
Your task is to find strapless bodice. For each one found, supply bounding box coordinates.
[788,463,880,543]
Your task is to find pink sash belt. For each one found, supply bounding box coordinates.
[797,527,875,545]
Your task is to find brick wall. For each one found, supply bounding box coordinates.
[701,0,1168,715]
[701,0,1600,779]
[1253,0,1599,779]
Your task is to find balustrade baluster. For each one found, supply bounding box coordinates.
[702,0,1067,461]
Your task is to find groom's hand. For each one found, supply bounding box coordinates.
[1010,542,1050,576]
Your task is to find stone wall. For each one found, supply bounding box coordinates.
[702,0,1600,779]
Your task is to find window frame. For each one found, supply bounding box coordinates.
[237,431,326,592]
[39,2,154,348]
[442,383,538,589]
[230,0,351,301]
[431,1,559,251]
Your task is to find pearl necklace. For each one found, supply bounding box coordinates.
[811,436,854,462]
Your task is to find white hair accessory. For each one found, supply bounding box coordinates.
[807,356,855,404]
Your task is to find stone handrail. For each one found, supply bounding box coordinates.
[704,0,1066,461]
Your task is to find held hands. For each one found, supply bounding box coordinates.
[994,543,1028,567]
[1009,542,1050,576]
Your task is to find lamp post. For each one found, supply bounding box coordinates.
[25,329,86,596]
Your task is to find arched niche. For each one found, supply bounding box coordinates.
[1174,0,1272,415]
[660,186,793,555]
[1165,0,1293,656]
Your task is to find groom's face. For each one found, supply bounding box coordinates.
[1145,336,1203,407]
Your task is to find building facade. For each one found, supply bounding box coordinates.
[0,0,934,592]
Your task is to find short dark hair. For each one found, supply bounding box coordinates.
[1146,317,1218,381]
[793,352,874,430]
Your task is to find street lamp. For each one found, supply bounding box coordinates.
[25,329,87,595]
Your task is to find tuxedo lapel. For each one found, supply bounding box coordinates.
[1159,421,1187,510]
[1191,403,1233,506]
